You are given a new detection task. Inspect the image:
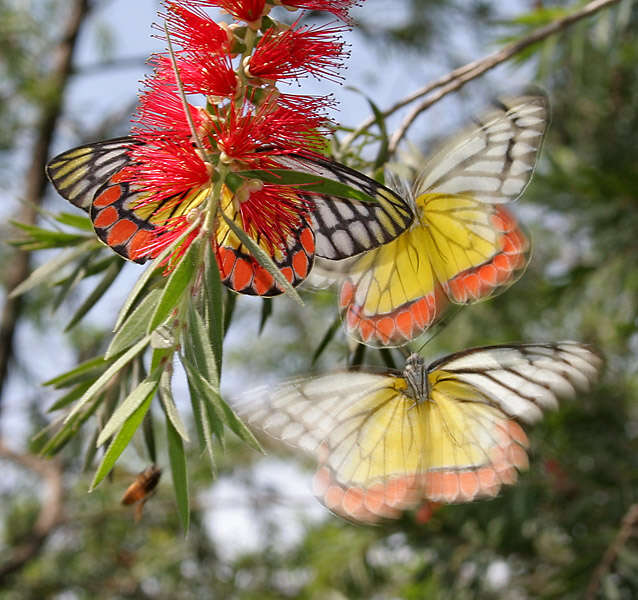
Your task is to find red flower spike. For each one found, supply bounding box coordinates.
[212,99,327,166]
[177,52,238,98]
[123,138,212,206]
[163,4,232,56]
[278,0,361,23]
[170,0,267,23]
[247,22,347,82]
[237,181,312,253]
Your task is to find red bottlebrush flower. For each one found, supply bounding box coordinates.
[134,62,208,137]
[246,22,347,82]
[123,137,212,206]
[235,180,312,253]
[211,98,326,165]
[163,4,232,56]
[170,0,267,23]
[177,52,238,98]
[279,0,361,23]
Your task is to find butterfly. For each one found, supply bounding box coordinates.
[46,138,414,296]
[235,342,600,524]
[311,95,548,346]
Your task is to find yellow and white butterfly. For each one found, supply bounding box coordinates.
[235,342,600,524]
[311,95,548,346]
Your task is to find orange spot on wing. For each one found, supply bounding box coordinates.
[339,280,355,308]
[292,250,309,279]
[253,267,275,296]
[106,219,138,247]
[478,263,498,287]
[395,311,414,338]
[299,227,315,254]
[217,247,237,278]
[93,206,118,229]
[93,185,122,208]
[128,230,156,260]
[231,258,254,291]
[375,317,395,344]
[458,471,479,501]
[358,319,374,343]
[280,267,294,284]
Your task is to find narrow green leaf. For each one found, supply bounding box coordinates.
[159,369,190,442]
[90,392,153,490]
[40,397,102,456]
[44,356,109,388]
[54,212,94,231]
[96,368,161,447]
[223,290,237,339]
[65,336,151,424]
[143,410,157,463]
[47,381,93,412]
[233,169,381,204]
[188,379,217,475]
[204,244,224,377]
[185,302,218,384]
[311,315,341,366]
[10,240,96,297]
[379,348,398,370]
[106,288,162,359]
[221,211,303,306]
[148,239,200,333]
[258,298,273,335]
[182,356,262,453]
[65,260,122,331]
[166,416,190,532]
[52,254,91,312]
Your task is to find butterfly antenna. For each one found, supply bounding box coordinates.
[414,305,464,355]
[164,22,207,159]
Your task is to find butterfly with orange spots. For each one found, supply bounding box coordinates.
[235,342,600,524]
[46,139,413,296]
[311,95,548,346]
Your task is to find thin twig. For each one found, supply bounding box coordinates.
[340,0,621,157]
[585,503,638,600]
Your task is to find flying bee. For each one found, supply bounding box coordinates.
[121,465,162,521]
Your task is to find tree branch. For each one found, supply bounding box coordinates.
[339,0,621,157]
[0,440,64,584]
[0,0,92,410]
[585,503,638,600]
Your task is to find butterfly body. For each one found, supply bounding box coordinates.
[236,342,601,523]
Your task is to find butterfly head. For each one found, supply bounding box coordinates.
[403,353,429,403]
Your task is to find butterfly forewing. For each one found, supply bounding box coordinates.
[272,153,415,260]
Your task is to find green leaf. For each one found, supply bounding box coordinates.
[40,397,102,456]
[47,381,93,412]
[44,356,110,389]
[65,260,122,331]
[52,254,92,312]
[188,380,217,475]
[159,369,190,442]
[90,392,153,490]
[148,239,200,333]
[185,302,218,384]
[64,335,151,424]
[10,240,96,297]
[166,416,190,532]
[143,410,157,464]
[96,368,161,447]
[54,212,94,231]
[258,298,273,334]
[221,211,303,306]
[204,244,224,377]
[223,290,237,339]
[233,169,381,204]
[311,315,341,366]
[106,288,162,359]
[182,356,262,454]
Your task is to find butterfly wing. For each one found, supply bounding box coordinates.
[324,95,545,346]
[272,153,415,260]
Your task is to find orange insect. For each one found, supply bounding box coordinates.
[121,465,162,521]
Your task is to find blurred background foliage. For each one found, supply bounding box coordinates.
[1,0,638,598]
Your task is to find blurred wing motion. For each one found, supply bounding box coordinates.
[319,95,547,346]
[235,342,600,524]
[47,139,414,295]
